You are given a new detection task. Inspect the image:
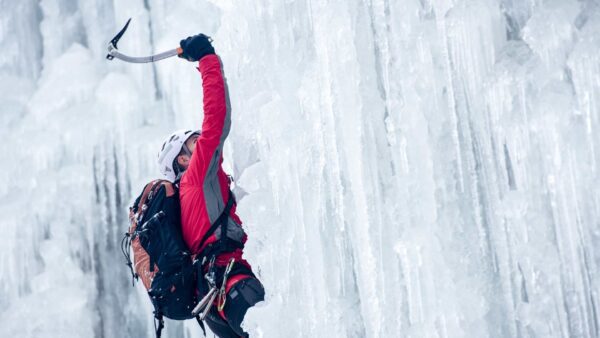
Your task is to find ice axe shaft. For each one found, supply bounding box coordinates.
[107,45,182,63]
[106,18,182,63]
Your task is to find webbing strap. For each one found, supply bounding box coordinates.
[196,191,235,254]
[195,315,207,336]
[154,314,164,338]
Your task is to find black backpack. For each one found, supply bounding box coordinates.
[122,180,205,337]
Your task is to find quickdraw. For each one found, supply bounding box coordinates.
[190,256,236,318]
[217,258,236,311]
[192,256,217,319]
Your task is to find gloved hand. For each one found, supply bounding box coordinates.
[179,34,215,62]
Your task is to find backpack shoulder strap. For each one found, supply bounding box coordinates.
[157,180,177,197]
[196,190,235,255]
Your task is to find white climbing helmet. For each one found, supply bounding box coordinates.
[157,129,200,182]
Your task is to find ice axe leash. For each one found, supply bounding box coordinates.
[106,18,182,63]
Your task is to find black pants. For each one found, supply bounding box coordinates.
[204,277,265,338]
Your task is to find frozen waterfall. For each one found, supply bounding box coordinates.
[1,0,599,337]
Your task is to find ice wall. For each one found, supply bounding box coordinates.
[1,0,599,337]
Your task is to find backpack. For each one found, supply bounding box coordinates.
[121,180,205,337]
[122,179,251,337]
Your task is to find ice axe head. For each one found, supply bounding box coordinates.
[105,18,184,63]
[106,18,131,60]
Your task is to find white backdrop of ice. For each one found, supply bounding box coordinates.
[1,0,599,337]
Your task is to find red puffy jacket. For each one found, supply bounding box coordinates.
[179,54,249,271]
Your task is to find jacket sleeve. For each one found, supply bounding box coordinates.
[182,54,231,186]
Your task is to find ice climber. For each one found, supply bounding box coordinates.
[156,34,265,338]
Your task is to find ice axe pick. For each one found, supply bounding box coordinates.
[106,18,183,63]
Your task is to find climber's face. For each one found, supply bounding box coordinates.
[176,134,200,170]
[185,134,199,154]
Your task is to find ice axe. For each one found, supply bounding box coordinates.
[106,18,182,63]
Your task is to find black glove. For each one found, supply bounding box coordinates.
[179,34,215,62]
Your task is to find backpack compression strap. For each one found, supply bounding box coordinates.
[122,180,163,285]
